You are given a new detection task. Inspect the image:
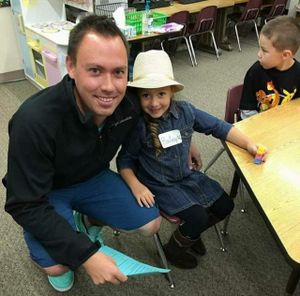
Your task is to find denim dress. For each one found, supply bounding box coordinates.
[117,100,233,215]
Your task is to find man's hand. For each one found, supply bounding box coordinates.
[188,143,202,170]
[83,252,127,285]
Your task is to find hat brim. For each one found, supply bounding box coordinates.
[128,77,184,93]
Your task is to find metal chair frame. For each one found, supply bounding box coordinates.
[188,6,220,64]
[113,229,175,288]
[263,0,286,24]
[202,84,248,233]
[160,210,226,253]
[161,11,196,67]
[228,0,262,51]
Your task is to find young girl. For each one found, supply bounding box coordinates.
[117,50,265,269]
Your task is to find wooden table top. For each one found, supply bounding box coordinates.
[225,98,300,266]
[153,0,247,16]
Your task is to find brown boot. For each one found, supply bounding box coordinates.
[191,236,206,255]
[163,228,198,269]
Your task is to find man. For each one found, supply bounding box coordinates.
[3,15,161,292]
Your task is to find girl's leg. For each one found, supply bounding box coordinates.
[208,191,234,221]
[163,205,209,269]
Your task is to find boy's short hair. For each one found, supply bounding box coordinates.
[67,15,129,64]
[260,16,300,54]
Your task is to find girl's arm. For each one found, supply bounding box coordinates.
[226,126,267,159]
[119,168,155,208]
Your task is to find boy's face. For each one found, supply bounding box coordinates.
[139,86,173,119]
[66,32,128,126]
[257,34,290,70]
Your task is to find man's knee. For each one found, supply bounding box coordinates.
[43,264,69,276]
[138,216,162,236]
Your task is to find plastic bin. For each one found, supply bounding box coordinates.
[125,11,167,35]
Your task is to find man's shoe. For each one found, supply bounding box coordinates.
[73,211,89,234]
[48,271,74,292]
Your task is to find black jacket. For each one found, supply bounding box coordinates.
[3,75,140,269]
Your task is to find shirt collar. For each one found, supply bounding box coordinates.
[163,100,179,120]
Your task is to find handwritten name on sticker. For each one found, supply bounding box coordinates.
[158,130,182,148]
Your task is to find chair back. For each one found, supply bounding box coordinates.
[265,0,286,21]
[169,10,190,35]
[224,84,243,123]
[189,5,217,34]
[240,0,262,22]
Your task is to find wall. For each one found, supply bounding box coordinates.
[287,0,300,16]
[0,7,23,81]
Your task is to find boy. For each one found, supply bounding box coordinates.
[239,16,300,119]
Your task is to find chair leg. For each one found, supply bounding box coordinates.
[213,224,226,252]
[153,233,175,288]
[209,31,220,60]
[234,24,241,52]
[203,147,225,173]
[188,36,197,67]
[183,36,196,67]
[162,38,195,67]
[253,20,260,46]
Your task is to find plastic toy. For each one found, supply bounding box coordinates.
[254,146,265,164]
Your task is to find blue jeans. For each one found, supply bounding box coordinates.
[24,169,159,267]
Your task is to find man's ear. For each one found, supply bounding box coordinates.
[66,55,75,79]
[282,49,293,60]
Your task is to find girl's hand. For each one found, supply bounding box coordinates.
[132,184,155,208]
[247,143,268,162]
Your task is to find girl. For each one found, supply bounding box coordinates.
[117,50,265,269]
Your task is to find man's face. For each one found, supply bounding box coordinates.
[257,34,285,70]
[66,32,128,125]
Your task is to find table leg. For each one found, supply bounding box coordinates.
[286,269,300,294]
[229,170,240,199]
[215,7,234,51]
[222,170,240,235]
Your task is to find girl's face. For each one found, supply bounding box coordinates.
[139,86,173,119]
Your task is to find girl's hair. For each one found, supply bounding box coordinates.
[68,15,129,64]
[144,114,163,158]
[261,16,300,54]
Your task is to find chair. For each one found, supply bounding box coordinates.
[204,84,243,173]
[228,0,262,51]
[261,0,287,24]
[202,84,246,233]
[187,5,220,65]
[161,11,196,67]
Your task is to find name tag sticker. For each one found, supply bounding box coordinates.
[158,130,182,148]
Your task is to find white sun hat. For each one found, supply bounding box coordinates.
[128,50,184,93]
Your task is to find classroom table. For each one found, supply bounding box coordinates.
[152,0,248,50]
[223,98,300,294]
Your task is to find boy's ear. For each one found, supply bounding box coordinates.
[282,49,293,60]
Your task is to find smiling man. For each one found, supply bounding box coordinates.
[3,15,161,292]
